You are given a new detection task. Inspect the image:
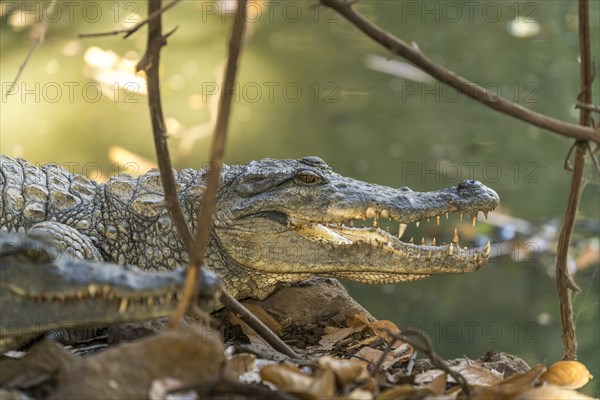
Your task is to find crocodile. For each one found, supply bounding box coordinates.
[0,155,498,301]
[0,231,221,352]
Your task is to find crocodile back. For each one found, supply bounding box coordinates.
[0,156,99,232]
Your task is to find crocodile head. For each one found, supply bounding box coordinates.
[214,157,499,294]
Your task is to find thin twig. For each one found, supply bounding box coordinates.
[169,0,248,326]
[370,329,471,396]
[78,0,181,39]
[221,292,300,358]
[5,0,56,98]
[136,0,299,359]
[576,101,600,114]
[138,0,194,250]
[555,0,595,361]
[319,0,599,144]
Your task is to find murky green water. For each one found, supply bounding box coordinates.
[1,1,598,394]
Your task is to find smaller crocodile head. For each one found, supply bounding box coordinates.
[214,157,499,292]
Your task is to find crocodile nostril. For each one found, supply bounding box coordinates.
[458,180,479,190]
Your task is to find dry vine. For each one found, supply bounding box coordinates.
[554,0,595,361]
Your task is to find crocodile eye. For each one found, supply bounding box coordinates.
[296,171,321,184]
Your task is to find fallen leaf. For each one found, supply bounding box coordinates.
[346,313,372,328]
[229,353,257,378]
[318,326,364,351]
[318,355,369,386]
[368,320,401,345]
[260,364,336,399]
[471,364,546,399]
[539,360,593,389]
[377,384,435,400]
[242,303,283,335]
[515,385,597,399]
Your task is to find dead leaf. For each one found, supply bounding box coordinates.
[148,377,197,400]
[318,326,364,351]
[539,360,593,389]
[377,384,435,400]
[515,385,597,399]
[229,353,257,378]
[451,358,504,386]
[346,313,372,328]
[471,364,546,399]
[318,356,369,386]
[368,320,401,345]
[260,364,336,399]
[242,303,283,335]
[354,347,386,365]
[229,312,270,347]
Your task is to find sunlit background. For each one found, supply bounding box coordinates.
[1,1,598,395]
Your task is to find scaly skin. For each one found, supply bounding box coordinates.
[0,155,499,300]
[0,232,221,352]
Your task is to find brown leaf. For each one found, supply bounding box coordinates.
[242,303,283,335]
[539,360,593,389]
[260,364,336,400]
[229,353,257,378]
[515,385,597,400]
[471,364,546,399]
[318,356,369,386]
[452,359,503,386]
[318,326,365,351]
[346,313,372,328]
[229,312,270,347]
[377,384,435,400]
[368,320,401,345]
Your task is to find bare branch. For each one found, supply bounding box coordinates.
[555,0,595,361]
[138,0,194,251]
[5,0,57,98]
[221,292,300,359]
[371,329,471,396]
[78,0,181,39]
[319,0,599,144]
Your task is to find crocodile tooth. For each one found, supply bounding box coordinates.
[472,215,477,227]
[427,217,430,223]
[398,223,408,238]
[119,298,129,314]
[415,221,420,228]
[421,237,425,245]
[380,209,389,218]
[373,218,379,228]
[445,212,449,219]
[88,284,99,297]
[385,226,390,232]
[448,245,454,255]
[337,223,342,228]
[409,237,414,244]
[483,241,491,257]
[460,212,464,222]
[366,207,376,219]
[484,211,489,220]
[432,237,436,246]
[349,220,354,227]
[463,246,468,251]
[452,229,460,244]
[436,216,440,225]
[76,290,84,299]
[427,251,432,260]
